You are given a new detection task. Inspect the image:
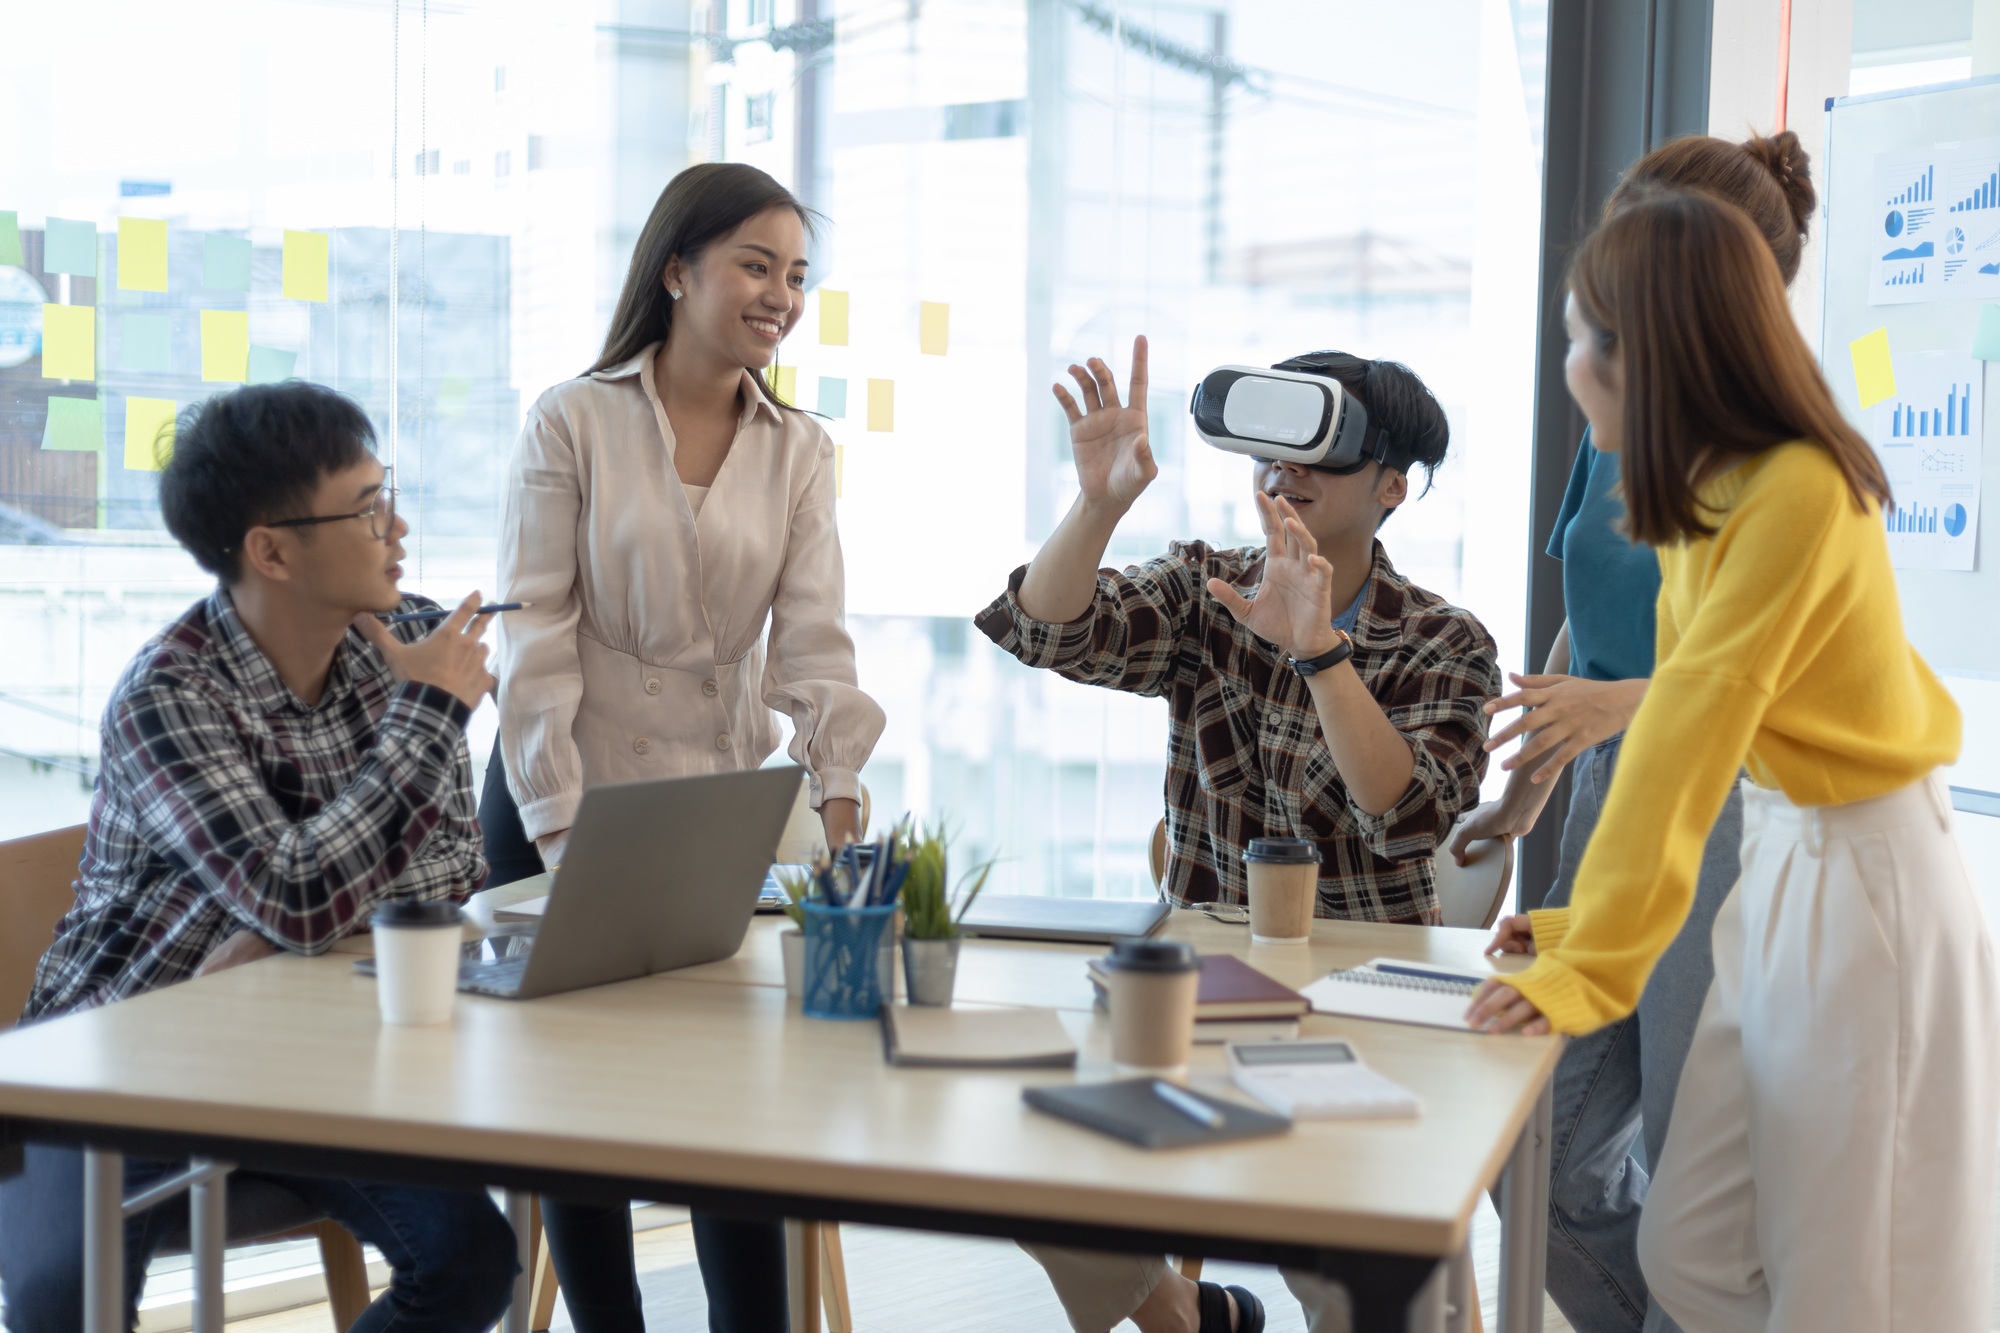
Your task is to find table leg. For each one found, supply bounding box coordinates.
[1495,1077,1553,1333]
[1409,1259,1449,1333]
[1445,1243,1474,1333]
[784,1219,822,1333]
[189,1158,230,1333]
[504,1190,535,1333]
[82,1147,124,1333]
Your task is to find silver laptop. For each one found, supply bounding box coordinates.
[957,895,1171,945]
[460,766,804,1000]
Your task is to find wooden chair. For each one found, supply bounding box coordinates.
[0,824,375,1330]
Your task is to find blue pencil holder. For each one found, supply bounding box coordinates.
[801,902,897,1020]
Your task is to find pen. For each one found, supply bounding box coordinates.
[384,602,530,624]
[1372,960,1486,986]
[1151,1080,1225,1129]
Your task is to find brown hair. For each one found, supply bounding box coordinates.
[1569,187,1889,545]
[1609,131,1816,284]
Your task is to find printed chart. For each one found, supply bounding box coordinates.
[1871,139,2000,305]
[1871,352,1984,569]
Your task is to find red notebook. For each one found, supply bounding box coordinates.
[1087,954,1311,1020]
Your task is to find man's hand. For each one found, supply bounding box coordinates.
[354,592,497,712]
[1484,912,1537,956]
[1055,336,1157,514]
[1205,493,1339,660]
[194,929,277,977]
[1485,673,1647,783]
[1465,978,1550,1035]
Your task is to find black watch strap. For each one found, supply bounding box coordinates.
[1290,630,1354,676]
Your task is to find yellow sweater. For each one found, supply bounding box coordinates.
[1510,441,1960,1034]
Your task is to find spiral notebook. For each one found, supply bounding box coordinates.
[1300,959,1492,1031]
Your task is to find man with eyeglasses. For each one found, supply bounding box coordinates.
[0,382,517,1332]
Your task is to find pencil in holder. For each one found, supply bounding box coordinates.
[802,902,898,1020]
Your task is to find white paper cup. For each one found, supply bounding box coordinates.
[372,901,464,1026]
[1102,938,1201,1073]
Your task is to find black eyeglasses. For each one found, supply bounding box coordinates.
[265,469,398,542]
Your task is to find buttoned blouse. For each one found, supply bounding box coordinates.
[495,345,884,841]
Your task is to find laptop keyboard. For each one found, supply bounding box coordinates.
[459,955,529,997]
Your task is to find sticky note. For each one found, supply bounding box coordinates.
[281,230,329,301]
[819,289,848,346]
[765,364,796,401]
[834,444,844,498]
[201,310,250,382]
[120,313,172,373]
[117,217,168,292]
[44,218,97,277]
[124,396,177,472]
[41,305,95,380]
[203,233,252,292]
[1849,327,1896,409]
[867,378,894,432]
[920,301,949,356]
[1974,305,2000,362]
[0,212,21,267]
[247,346,296,384]
[41,396,102,452]
[817,376,847,419]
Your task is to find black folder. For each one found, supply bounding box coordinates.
[1023,1079,1292,1150]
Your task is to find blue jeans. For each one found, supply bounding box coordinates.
[0,1144,518,1333]
[540,1199,788,1333]
[1540,735,1742,1333]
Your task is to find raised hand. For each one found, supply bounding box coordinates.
[1206,493,1340,660]
[354,591,498,712]
[1053,335,1157,512]
[1485,672,1649,782]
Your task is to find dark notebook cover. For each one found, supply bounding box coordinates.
[1023,1079,1292,1150]
[1086,954,1311,1019]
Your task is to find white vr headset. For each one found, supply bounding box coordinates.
[1189,364,1405,473]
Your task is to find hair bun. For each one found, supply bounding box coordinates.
[1742,130,1816,235]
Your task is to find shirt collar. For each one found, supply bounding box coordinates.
[207,588,361,716]
[590,342,783,429]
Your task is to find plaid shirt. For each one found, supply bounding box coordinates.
[23,591,484,1022]
[976,541,1498,923]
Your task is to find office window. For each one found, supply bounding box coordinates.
[0,1,1547,906]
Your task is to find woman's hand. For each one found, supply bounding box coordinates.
[1206,493,1340,660]
[1485,673,1648,783]
[1465,978,1551,1035]
[1484,912,1536,956]
[1054,336,1157,514]
[1450,797,1538,864]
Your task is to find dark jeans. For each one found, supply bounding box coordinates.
[0,1143,517,1333]
[480,741,788,1330]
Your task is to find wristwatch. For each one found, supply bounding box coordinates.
[1290,629,1354,676]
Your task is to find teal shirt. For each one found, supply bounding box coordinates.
[1545,431,1659,682]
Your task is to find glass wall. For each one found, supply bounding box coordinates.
[0,0,1548,898]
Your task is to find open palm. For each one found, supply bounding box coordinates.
[1054,335,1157,510]
[1208,493,1338,659]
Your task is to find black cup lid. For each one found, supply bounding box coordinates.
[371,900,463,929]
[1102,938,1199,974]
[1243,837,1319,865]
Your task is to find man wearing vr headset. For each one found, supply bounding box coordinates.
[976,336,1497,1333]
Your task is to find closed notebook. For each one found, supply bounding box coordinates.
[881,1004,1078,1068]
[1299,958,1490,1031]
[1023,1079,1292,1150]
[1086,953,1310,1020]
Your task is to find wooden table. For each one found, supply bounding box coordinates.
[0,899,1558,1333]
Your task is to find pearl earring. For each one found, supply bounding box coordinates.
[669,288,683,300]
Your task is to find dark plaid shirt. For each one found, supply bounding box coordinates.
[23,591,483,1022]
[976,541,1497,923]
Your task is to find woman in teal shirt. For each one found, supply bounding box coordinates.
[1451,129,1815,1333]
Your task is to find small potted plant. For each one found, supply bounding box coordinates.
[774,867,810,999]
[897,823,993,1006]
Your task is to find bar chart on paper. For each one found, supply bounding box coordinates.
[1872,352,1984,569]
[1871,139,2000,303]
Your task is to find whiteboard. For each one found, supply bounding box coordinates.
[1820,75,2000,676]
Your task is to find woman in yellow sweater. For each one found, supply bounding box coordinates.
[1467,186,2000,1331]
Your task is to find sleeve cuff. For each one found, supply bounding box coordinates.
[812,766,863,808]
[972,564,1099,669]
[518,790,581,843]
[1506,954,1618,1036]
[1528,907,1572,954]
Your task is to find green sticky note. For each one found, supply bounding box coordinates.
[123,396,177,472]
[120,314,172,373]
[117,217,168,292]
[200,309,249,383]
[817,376,847,419]
[0,212,21,267]
[247,345,296,384]
[203,233,252,291]
[1849,327,1896,409]
[44,218,97,277]
[1974,305,2000,361]
[41,304,95,380]
[41,396,102,452]
[281,229,328,301]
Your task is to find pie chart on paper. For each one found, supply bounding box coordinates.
[1945,504,1968,537]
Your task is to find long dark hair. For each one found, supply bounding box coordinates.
[588,163,820,408]
[1569,187,1889,545]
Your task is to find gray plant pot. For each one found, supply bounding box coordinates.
[781,928,805,999]
[902,936,962,1007]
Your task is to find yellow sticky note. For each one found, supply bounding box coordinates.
[1850,327,1896,409]
[40,305,95,381]
[281,230,329,302]
[867,378,894,432]
[117,217,169,292]
[765,364,797,402]
[124,396,178,472]
[919,301,949,356]
[200,310,250,383]
[834,444,844,498]
[819,289,849,346]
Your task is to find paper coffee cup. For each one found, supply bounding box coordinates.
[1102,938,1201,1072]
[372,900,465,1026]
[1243,837,1320,944]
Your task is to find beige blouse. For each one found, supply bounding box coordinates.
[495,345,884,842]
